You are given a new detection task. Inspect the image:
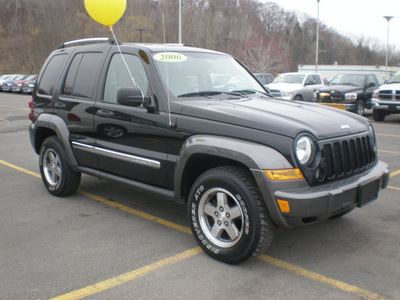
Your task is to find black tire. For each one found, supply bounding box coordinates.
[293,95,303,101]
[354,100,365,116]
[372,109,386,122]
[188,166,275,264]
[39,136,81,196]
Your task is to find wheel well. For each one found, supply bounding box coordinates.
[180,154,250,201]
[34,127,57,154]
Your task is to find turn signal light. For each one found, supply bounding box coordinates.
[264,169,304,181]
[277,199,290,213]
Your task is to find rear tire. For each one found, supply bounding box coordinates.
[188,166,275,264]
[39,136,81,196]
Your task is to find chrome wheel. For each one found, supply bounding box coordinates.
[43,148,62,187]
[198,187,244,248]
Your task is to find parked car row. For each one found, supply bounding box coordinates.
[261,71,385,118]
[0,74,37,94]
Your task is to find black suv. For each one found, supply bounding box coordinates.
[314,73,379,116]
[29,38,389,264]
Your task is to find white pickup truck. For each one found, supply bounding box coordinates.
[266,72,324,101]
[372,72,400,121]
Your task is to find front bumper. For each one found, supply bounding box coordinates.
[372,98,400,114]
[253,161,389,227]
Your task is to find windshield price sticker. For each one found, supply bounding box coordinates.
[153,52,187,62]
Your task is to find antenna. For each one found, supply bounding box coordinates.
[162,13,174,128]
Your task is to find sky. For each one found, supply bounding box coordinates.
[262,0,400,49]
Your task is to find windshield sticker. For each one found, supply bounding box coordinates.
[153,52,187,62]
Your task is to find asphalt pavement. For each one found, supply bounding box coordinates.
[1,93,399,299]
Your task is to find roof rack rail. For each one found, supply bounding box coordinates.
[58,37,121,49]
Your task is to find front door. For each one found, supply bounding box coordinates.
[93,52,169,188]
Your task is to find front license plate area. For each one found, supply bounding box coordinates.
[357,179,380,207]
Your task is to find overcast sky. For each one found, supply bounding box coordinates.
[262,0,400,49]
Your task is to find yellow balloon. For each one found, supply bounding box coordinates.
[84,0,126,27]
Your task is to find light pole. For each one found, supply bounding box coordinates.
[315,0,320,73]
[179,0,182,43]
[384,16,394,81]
[135,28,146,43]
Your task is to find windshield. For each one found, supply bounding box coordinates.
[387,73,400,84]
[329,74,365,86]
[152,51,265,98]
[272,74,305,84]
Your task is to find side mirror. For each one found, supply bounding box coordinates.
[368,82,376,88]
[117,86,144,107]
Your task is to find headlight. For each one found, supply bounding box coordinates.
[281,91,293,97]
[368,124,376,148]
[344,93,357,100]
[373,89,379,98]
[296,136,315,165]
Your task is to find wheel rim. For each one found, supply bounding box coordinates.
[43,148,62,187]
[103,126,124,138]
[198,187,244,248]
[357,102,364,115]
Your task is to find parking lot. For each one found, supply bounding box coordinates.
[1,93,399,299]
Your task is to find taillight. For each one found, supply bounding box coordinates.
[28,98,34,122]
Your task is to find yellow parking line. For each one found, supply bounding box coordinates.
[50,247,202,300]
[390,169,400,178]
[0,159,393,299]
[388,186,400,191]
[78,190,192,234]
[0,118,8,122]
[0,104,29,110]
[379,150,400,155]
[0,159,41,178]
[259,255,385,299]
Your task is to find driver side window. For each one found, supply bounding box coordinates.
[104,53,149,104]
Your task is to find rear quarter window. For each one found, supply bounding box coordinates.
[37,54,68,95]
[63,52,103,99]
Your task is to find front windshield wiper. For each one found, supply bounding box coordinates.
[232,89,271,97]
[177,91,246,98]
[387,81,400,84]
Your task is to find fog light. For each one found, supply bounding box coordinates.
[277,199,290,213]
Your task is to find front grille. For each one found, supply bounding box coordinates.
[269,89,281,97]
[318,134,375,183]
[379,89,400,100]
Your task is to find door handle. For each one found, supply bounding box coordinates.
[96,109,115,118]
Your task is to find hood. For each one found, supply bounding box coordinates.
[267,82,302,92]
[379,82,400,90]
[173,97,369,140]
[319,85,361,93]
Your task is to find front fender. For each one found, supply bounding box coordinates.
[174,134,293,197]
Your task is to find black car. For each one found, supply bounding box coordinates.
[29,38,389,264]
[314,73,379,115]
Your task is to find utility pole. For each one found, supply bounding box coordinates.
[315,0,320,73]
[384,16,394,81]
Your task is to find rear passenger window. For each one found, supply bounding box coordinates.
[63,52,102,99]
[37,54,68,95]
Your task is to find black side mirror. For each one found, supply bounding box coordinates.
[117,86,144,107]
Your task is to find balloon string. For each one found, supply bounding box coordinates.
[109,26,144,100]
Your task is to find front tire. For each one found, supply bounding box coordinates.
[354,100,365,115]
[372,109,386,122]
[39,136,81,196]
[188,166,275,264]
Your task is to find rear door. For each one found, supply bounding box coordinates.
[93,49,169,188]
[54,46,110,168]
